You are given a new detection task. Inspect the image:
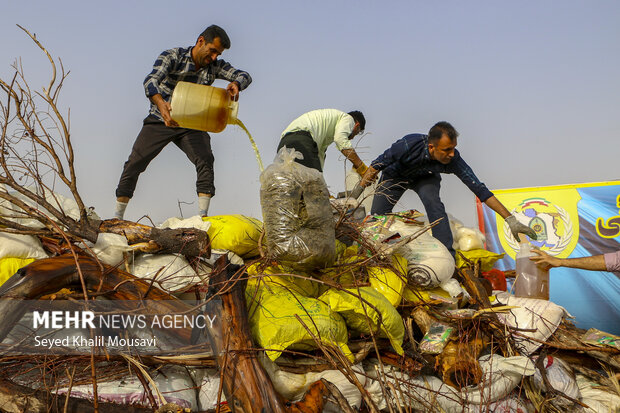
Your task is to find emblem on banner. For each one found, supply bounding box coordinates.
[503,197,575,256]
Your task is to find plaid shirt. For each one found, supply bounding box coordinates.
[143,46,252,120]
[370,133,494,202]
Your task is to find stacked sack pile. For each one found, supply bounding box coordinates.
[239,149,620,412]
[0,152,618,412]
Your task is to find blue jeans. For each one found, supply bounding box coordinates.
[370,173,455,257]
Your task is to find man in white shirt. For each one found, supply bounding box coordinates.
[278,109,368,175]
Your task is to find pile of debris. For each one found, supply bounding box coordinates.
[0,26,618,413]
[0,188,619,412]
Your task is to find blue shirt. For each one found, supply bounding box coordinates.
[143,46,252,121]
[370,133,494,202]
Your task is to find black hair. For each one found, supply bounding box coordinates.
[428,121,458,144]
[198,25,231,49]
[348,110,366,132]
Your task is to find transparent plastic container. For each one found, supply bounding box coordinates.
[170,81,238,132]
[514,243,549,300]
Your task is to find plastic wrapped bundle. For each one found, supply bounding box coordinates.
[260,147,335,270]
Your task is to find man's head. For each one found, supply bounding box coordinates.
[428,121,458,164]
[348,110,366,139]
[192,25,231,68]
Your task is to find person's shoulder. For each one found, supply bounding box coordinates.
[159,46,190,58]
[399,133,426,144]
[309,108,342,116]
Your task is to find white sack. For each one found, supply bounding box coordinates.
[365,354,535,412]
[495,292,568,355]
[0,188,99,229]
[261,355,366,410]
[0,232,48,259]
[574,374,620,413]
[532,355,580,408]
[198,369,225,411]
[131,254,201,293]
[389,219,455,289]
[91,233,131,266]
[58,365,201,410]
[440,278,469,298]
[159,215,211,233]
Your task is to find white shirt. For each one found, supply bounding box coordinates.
[281,109,354,168]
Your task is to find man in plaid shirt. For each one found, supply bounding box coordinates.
[359,121,535,256]
[114,25,252,219]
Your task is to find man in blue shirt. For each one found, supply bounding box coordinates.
[114,25,252,219]
[359,121,535,256]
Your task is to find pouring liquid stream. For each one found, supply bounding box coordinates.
[233,118,264,172]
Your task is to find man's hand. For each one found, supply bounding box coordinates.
[226,82,240,101]
[505,215,537,241]
[530,248,561,270]
[152,94,179,127]
[360,166,379,187]
[159,101,179,127]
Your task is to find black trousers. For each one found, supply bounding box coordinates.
[277,131,322,172]
[115,116,215,199]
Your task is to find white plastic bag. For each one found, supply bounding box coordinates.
[455,227,485,251]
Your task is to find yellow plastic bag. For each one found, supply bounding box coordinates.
[402,285,452,304]
[319,287,404,355]
[335,239,348,258]
[456,248,505,272]
[246,284,352,362]
[0,257,35,286]
[368,254,407,307]
[318,253,368,293]
[202,215,262,258]
[246,263,319,298]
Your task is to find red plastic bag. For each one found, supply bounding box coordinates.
[482,269,507,291]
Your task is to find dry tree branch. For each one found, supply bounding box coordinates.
[0,25,98,243]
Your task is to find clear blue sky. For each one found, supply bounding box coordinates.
[2,0,619,226]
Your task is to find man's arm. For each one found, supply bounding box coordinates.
[360,165,380,187]
[484,195,537,241]
[450,156,536,240]
[531,248,607,271]
[213,59,252,98]
[360,137,411,187]
[341,148,366,173]
[484,195,511,219]
[144,50,175,101]
[143,50,179,126]
[149,94,178,127]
